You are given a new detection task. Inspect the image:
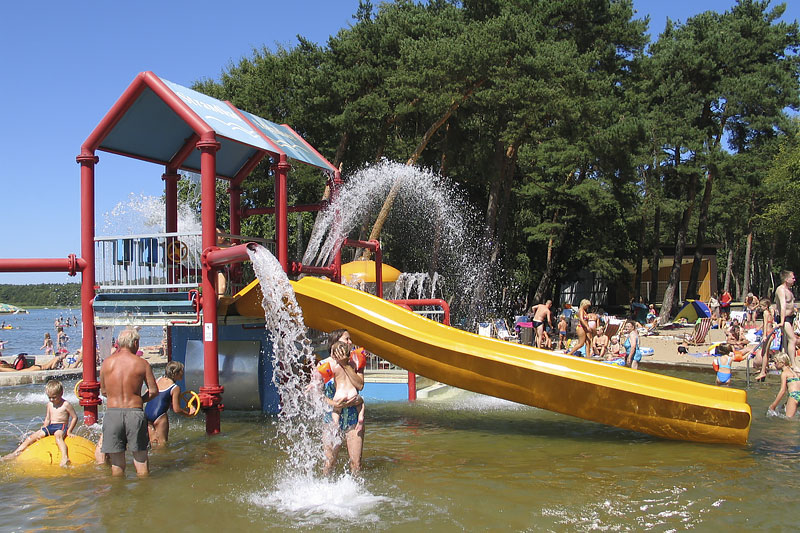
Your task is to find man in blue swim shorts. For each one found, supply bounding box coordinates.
[99,328,158,477]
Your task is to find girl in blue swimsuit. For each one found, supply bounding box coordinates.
[769,352,800,418]
[145,361,195,446]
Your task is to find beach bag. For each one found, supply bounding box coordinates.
[771,329,782,351]
[13,353,28,370]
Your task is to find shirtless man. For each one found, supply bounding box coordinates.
[99,328,158,477]
[776,271,797,369]
[529,300,553,348]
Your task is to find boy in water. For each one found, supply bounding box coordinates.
[2,380,78,466]
[557,315,568,350]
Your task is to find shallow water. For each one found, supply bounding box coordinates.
[0,308,163,356]
[0,372,798,531]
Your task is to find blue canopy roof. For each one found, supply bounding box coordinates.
[87,72,335,178]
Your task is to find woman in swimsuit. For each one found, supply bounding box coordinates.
[567,299,594,357]
[145,361,195,446]
[713,343,734,386]
[769,352,800,418]
[622,320,642,370]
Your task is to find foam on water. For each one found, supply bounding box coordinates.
[246,473,389,527]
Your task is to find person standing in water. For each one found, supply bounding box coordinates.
[99,328,158,477]
[529,300,553,348]
[775,271,797,369]
[316,329,365,475]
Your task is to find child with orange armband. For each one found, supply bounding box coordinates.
[318,341,365,431]
[315,328,366,475]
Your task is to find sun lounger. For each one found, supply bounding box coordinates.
[477,322,494,337]
[494,319,518,342]
[681,317,713,346]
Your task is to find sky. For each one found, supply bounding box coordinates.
[1,0,797,284]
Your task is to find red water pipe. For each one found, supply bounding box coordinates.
[342,239,382,298]
[389,299,451,326]
[198,136,224,435]
[203,242,258,268]
[0,256,87,274]
[289,262,338,279]
[389,299,451,402]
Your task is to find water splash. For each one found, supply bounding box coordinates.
[302,160,493,321]
[101,171,203,235]
[247,245,328,475]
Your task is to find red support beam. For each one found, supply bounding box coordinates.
[77,153,102,424]
[241,203,324,217]
[274,154,290,272]
[197,135,224,435]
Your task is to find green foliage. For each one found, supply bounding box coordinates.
[184,0,800,307]
[0,284,80,308]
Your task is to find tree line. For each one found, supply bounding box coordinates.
[192,0,800,319]
[0,284,80,308]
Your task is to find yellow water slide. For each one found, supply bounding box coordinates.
[236,277,751,445]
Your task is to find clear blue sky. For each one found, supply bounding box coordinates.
[0,1,797,284]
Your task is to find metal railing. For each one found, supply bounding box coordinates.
[94,231,274,292]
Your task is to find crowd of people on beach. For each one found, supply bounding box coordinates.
[519,298,645,369]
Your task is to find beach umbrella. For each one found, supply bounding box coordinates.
[0,303,27,314]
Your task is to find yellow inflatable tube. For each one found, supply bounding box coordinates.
[16,435,96,467]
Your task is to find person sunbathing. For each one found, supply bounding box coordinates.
[0,353,67,372]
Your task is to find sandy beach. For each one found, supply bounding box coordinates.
[0,325,749,389]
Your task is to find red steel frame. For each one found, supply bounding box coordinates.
[0,71,431,432]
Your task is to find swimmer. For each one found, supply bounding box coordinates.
[2,380,77,466]
[768,352,800,418]
[713,343,734,386]
[144,361,196,447]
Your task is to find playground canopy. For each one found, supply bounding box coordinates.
[83,71,336,177]
[674,300,712,323]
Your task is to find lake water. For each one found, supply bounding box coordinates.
[0,369,798,531]
[0,308,163,356]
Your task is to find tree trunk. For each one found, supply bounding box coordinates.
[361,80,485,259]
[724,244,734,293]
[490,143,518,265]
[649,204,661,303]
[686,167,715,298]
[741,229,753,299]
[633,212,646,301]
[484,140,506,244]
[659,148,697,323]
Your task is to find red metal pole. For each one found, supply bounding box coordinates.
[275,154,290,272]
[388,298,451,402]
[76,153,102,425]
[197,136,224,435]
[0,257,86,273]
